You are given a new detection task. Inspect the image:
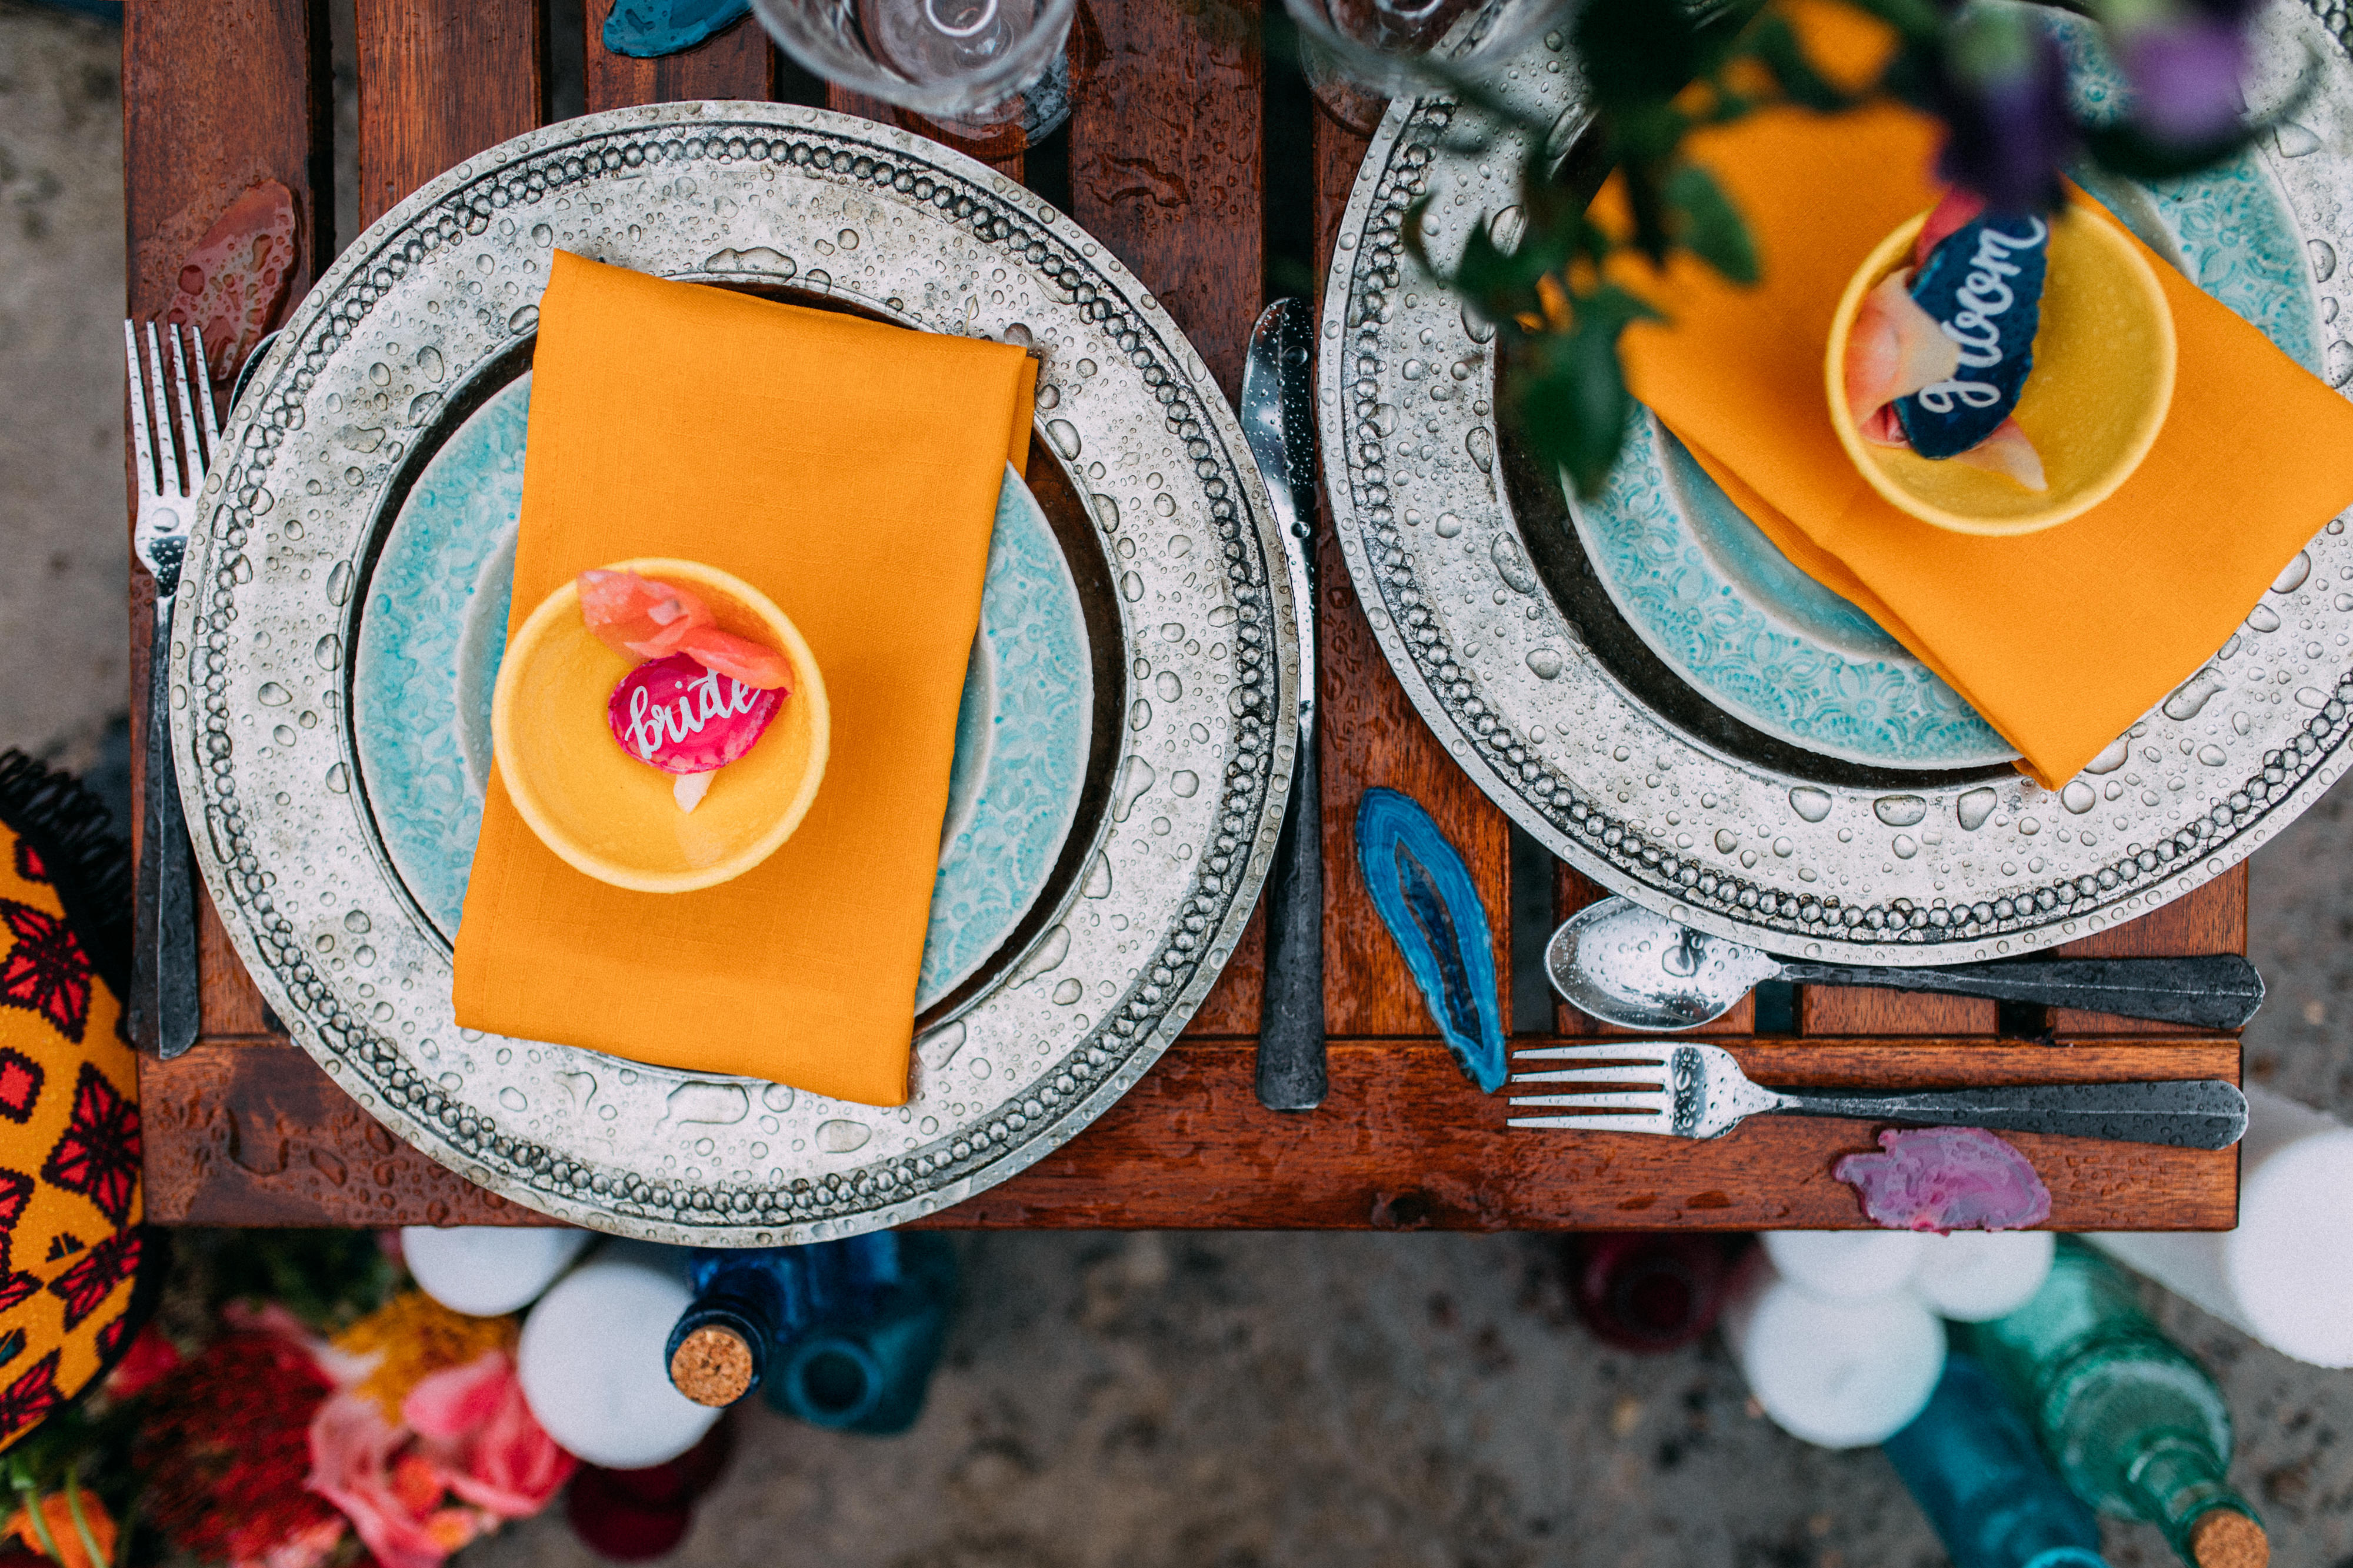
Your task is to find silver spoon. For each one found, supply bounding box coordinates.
[1547,896,2265,1032]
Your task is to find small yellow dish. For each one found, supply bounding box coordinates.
[491,557,829,893]
[1824,198,2177,536]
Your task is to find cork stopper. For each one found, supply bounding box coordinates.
[2190,1509,2269,1568]
[668,1325,755,1407]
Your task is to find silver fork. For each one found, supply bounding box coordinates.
[125,319,215,1059]
[1507,1042,2248,1150]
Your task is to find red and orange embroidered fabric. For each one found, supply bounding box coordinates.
[0,824,142,1453]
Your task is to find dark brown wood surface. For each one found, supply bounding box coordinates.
[123,0,333,1047]
[128,1,2244,1230]
[586,0,776,111]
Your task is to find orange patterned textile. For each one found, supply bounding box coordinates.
[0,756,148,1454]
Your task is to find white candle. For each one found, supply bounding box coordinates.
[401,1225,594,1317]
[1724,1252,1947,1449]
[516,1242,723,1469]
[1912,1230,2054,1323]
[2091,1083,2353,1368]
[1762,1229,1929,1299]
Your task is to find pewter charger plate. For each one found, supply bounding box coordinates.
[171,102,1298,1242]
[1324,1,2353,966]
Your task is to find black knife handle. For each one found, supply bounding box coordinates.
[1775,954,2264,1030]
[1258,725,1326,1110]
[1781,1079,2248,1150]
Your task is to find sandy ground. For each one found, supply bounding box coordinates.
[2,3,2348,1563]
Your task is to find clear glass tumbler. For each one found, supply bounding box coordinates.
[751,0,1078,149]
[1282,0,1571,134]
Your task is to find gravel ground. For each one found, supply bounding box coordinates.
[2,4,2347,1564]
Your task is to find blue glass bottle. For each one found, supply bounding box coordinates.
[762,1232,958,1435]
[1883,1354,2110,1568]
[662,1233,958,1434]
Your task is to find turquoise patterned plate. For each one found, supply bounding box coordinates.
[1573,14,2319,771]
[352,375,1091,1011]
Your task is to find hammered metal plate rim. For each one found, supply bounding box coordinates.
[1321,8,2353,965]
[173,101,1298,1242]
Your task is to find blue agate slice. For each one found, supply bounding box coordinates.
[1895,212,2050,460]
[1356,788,1508,1093]
[604,0,751,58]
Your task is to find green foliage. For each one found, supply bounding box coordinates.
[201,1228,398,1334]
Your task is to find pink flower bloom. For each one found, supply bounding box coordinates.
[235,1512,349,1568]
[306,1388,488,1568]
[404,1351,576,1520]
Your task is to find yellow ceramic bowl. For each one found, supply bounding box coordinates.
[1824,202,2177,536]
[491,558,829,893]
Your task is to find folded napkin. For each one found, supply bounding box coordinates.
[453,252,1035,1106]
[1609,14,2353,785]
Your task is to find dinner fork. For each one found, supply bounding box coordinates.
[1507,1041,2247,1150]
[125,319,214,1059]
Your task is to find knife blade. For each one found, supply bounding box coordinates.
[1241,299,1325,1112]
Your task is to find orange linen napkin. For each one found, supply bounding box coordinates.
[452,252,1036,1106]
[1609,17,2353,786]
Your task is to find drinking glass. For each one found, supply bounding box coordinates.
[1282,0,1572,134]
[752,0,1077,148]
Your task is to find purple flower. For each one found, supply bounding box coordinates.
[1930,17,2078,213]
[2117,13,2250,144]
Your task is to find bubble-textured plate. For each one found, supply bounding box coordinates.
[1324,0,2353,965]
[172,102,1295,1241]
[1574,111,2317,770]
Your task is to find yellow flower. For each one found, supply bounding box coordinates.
[331,1290,519,1423]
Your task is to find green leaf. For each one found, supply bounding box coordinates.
[1664,162,1759,285]
[1621,161,1677,268]
[1573,0,1705,111]
[1736,14,1865,114]
[1510,286,1662,498]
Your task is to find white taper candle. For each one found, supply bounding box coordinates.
[516,1241,724,1469]
[401,1225,594,1317]
[1724,1252,1947,1449]
[2091,1083,2353,1368]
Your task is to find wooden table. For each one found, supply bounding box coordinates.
[122,0,2242,1231]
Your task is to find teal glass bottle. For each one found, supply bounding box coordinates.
[1965,1240,2267,1568]
[759,1231,958,1435]
[1882,1353,2108,1568]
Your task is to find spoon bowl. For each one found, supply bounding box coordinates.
[1545,898,1778,1031]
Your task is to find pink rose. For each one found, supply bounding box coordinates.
[404,1351,577,1519]
[306,1389,486,1568]
[235,1512,349,1568]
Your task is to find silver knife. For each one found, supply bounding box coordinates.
[1242,299,1325,1111]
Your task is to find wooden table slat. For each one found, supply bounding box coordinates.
[354,0,547,229]
[585,2,776,112]
[140,1035,2238,1230]
[124,0,334,1047]
[1312,107,1514,1039]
